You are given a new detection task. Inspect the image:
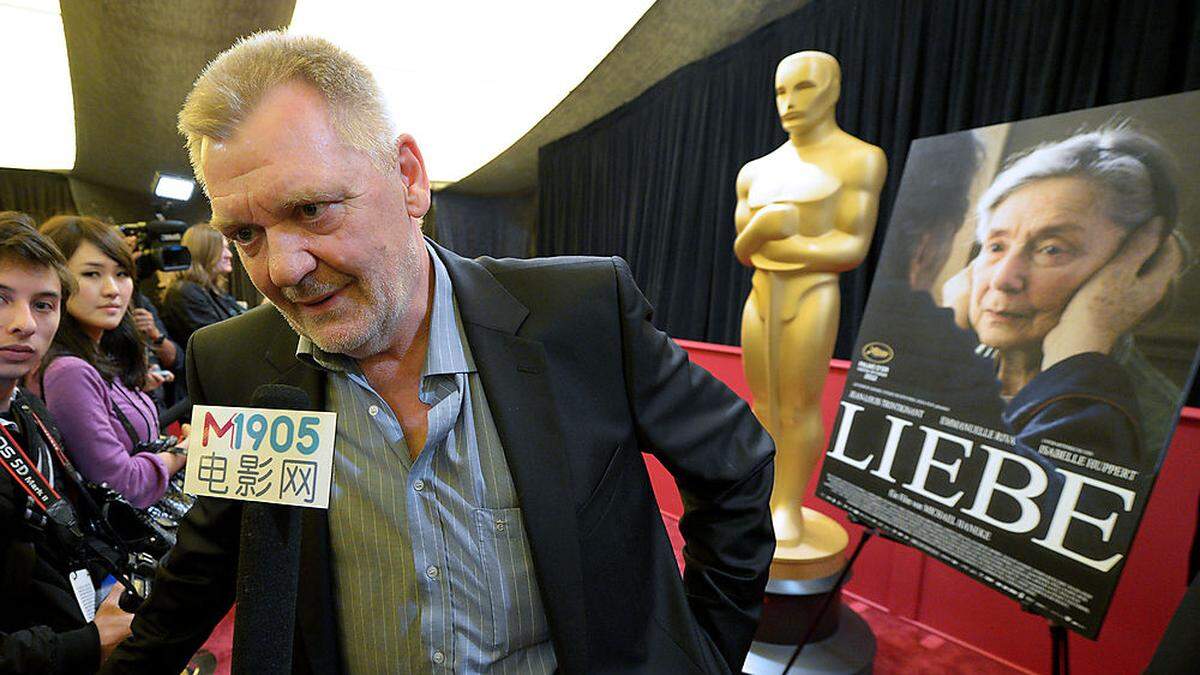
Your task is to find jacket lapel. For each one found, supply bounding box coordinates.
[436,243,590,672]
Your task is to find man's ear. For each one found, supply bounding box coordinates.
[395,134,431,218]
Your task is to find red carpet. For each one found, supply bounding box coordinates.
[184,608,234,675]
[187,515,1032,674]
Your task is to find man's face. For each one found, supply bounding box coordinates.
[201,81,431,358]
[775,56,838,135]
[968,177,1126,352]
[0,260,61,383]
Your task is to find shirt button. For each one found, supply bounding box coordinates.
[432,650,446,664]
[426,565,440,580]
[414,479,426,492]
[368,405,380,416]
[494,519,507,533]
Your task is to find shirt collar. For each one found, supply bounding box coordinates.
[297,240,475,377]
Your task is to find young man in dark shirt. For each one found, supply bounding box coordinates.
[0,212,134,674]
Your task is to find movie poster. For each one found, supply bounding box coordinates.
[815,91,1200,638]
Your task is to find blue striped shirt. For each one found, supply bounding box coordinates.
[298,243,555,673]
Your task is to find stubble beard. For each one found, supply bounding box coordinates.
[279,242,424,358]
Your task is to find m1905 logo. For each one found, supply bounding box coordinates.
[861,342,895,364]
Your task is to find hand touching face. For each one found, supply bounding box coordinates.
[1040,218,1183,369]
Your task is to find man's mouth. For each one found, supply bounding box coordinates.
[293,286,346,310]
[0,344,36,361]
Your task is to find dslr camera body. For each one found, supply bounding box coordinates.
[44,477,181,612]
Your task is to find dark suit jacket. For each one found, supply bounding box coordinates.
[103,244,775,674]
[160,280,244,347]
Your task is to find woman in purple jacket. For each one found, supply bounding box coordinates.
[38,216,186,508]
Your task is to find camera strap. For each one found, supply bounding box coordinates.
[1,398,105,620]
[20,398,96,503]
[110,397,146,448]
[0,395,99,517]
[0,420,63,514]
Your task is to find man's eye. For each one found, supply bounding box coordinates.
[232,227,258,244]
[299,203,327,219]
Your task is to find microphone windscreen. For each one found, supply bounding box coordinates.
[251,384,315,411]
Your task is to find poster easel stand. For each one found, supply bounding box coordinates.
[779,516,878,673]
[812,514,1075,675]
[1021,601,1070,675]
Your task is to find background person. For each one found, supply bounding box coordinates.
[856,132,1007,423]
[0,212,134,674]
[38,216,186,509]
[130,291,187,418]
[123,227,188,419]
[120,226,185,412]
[160,223,244,346]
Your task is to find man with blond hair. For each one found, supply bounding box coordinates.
[103,31,774,675]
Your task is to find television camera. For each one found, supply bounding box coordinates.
[118,219,192,280]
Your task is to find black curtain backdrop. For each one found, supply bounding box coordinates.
[537,0,1200,361]
[0,169,77,223]
[429,191,536,259]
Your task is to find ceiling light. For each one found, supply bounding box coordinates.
[153,172,195,201]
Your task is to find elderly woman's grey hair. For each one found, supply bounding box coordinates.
[975,125,1180,243]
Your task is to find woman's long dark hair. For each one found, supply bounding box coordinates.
[40,215,148,389]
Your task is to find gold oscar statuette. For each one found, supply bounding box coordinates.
[735,51,886,580]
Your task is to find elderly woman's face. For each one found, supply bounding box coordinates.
[968,177,1126,351]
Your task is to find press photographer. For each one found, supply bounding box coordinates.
[117,221,187,415]
[0,212,134,674]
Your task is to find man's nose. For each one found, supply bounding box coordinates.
[6,302,37,336]
[266,227,318,289]
[991,251,1027,293]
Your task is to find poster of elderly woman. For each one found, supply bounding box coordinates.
[816,90,1200,638]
